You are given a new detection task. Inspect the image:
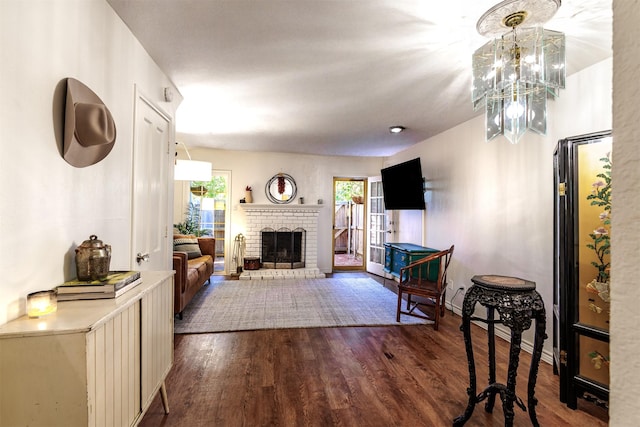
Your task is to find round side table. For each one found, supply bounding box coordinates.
[453,275,547,427]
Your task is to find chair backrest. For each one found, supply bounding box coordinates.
[400,245,454,290]
[439,245,454,291]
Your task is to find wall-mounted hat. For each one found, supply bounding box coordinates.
[63,78,116,167]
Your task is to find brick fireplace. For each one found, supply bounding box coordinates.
[239,204,325,279]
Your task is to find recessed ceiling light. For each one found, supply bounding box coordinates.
[389,126,405,134]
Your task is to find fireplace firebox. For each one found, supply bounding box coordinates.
[261,227,306,269]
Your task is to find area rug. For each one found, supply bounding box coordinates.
[174,277,430,333]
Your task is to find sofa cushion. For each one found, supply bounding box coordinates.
[174,235,202,259]
[195,260,210,277]
[185,268,200,291]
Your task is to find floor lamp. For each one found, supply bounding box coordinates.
[174,142,212,233]
[174,142,212,182]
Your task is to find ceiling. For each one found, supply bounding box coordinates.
[108,0,612,157]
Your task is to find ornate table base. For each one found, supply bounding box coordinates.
[453,275,547,427]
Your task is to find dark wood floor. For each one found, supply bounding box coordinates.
[140,273,608,427]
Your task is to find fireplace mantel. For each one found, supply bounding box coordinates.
[240,204,324,212]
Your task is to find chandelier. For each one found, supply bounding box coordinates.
[472,0,565,144]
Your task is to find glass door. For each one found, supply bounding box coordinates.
[332,178,366,271]
[190,171,230,274]
[366,176,386,277]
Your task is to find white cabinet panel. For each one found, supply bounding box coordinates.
[87,302,140,427]
[140,277,173,413]
[0,271,173,427]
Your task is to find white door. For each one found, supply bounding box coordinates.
[132,91,171,270]
[366,176,387,276]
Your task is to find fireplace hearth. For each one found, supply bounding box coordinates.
[261,227,306,269]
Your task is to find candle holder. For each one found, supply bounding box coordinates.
[27,290,57,318]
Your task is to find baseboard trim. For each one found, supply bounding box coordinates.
[446,301,553,366]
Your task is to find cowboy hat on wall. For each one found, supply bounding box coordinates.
[62,78,116,168]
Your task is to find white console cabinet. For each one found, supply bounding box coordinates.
[0,271,174,426]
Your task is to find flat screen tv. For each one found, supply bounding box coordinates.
[381,158,425,210]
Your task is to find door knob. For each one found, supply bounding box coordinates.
[136,252,150,264]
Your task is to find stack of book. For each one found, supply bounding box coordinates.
[56,271,142,301]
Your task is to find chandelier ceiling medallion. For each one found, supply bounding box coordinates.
[472,0,565,144]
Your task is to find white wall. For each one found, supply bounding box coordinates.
[386,58,613,359]
[0,0,179,324]
[173,146,384,273]
[610,0,640,424]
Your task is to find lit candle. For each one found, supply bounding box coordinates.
[27,290,57,318]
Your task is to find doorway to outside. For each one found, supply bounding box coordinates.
[177,171,230,275]
[333,178,366,271]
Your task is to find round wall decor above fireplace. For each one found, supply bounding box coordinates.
[265,173,297,204]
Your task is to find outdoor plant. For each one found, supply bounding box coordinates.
[192,177,227,199]
[335,181,364,202]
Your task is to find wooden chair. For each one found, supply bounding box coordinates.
[396,245,454,330]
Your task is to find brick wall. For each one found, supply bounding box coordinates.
[241,205,321,268]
